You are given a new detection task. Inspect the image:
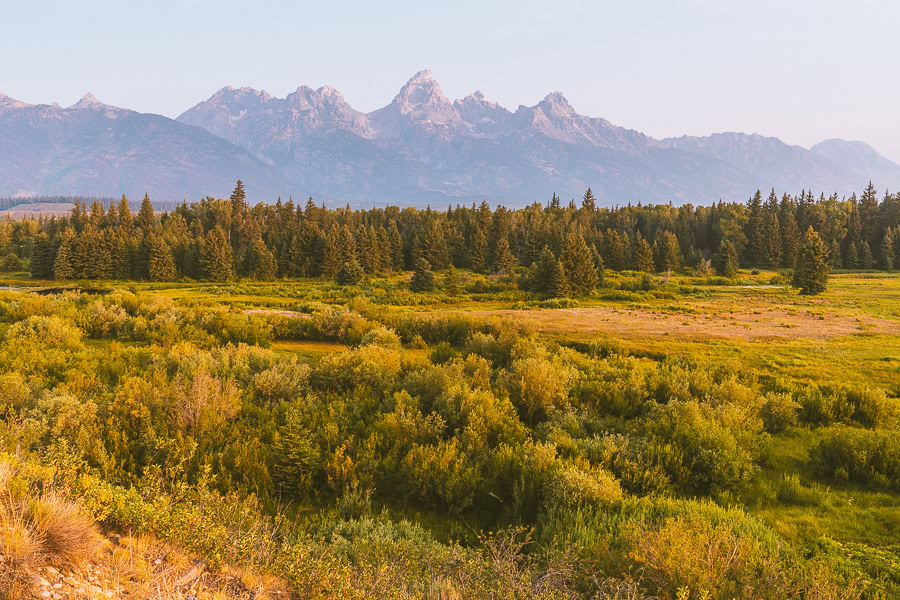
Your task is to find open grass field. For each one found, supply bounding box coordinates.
[2,267,899,598]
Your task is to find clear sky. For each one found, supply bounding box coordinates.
[3,0,899,162]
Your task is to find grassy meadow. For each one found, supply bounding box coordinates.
[1,266,899,599]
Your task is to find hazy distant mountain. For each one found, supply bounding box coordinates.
[660,132,877,196]
[0,92,305,202]
[810,139,900,193]
[178,70,768,205]
[5,72,900,208]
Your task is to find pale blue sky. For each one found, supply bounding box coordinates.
[3,0,899,162]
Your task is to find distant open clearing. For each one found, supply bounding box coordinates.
[453,303,900,342]
[0,202,75,218]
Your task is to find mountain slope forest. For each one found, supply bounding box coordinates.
[1,182,899,599]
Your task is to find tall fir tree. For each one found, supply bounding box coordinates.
[762,191,781,267]
[201,226,234,282]
[715,239,739,278]
[604,229,627,271]
[859,240,873,270]
[148,234,177,282]
[335,259,365,286]
[633,231,654,273]
[793,227,830,295]
[881,229,895,270]
[549,258,570,298]
[471,227,488,274]
[244,237,278,280]
[845,241,860,269]
[745,190,765,266]
[527,246,558,295]
[779,194,800,268]
[118,195,133,230]
[581,188,597,212]
[561,230,598,296]
[493,235,517,274]
[409,257,435,292]
[388,221,404,271]
[54,228,76,280]
[656,231,682,273]
[136,193,155,231]
[444,265,460,296]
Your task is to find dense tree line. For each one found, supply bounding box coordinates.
[3,182,899,291]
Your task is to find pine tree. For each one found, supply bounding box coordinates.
[829,239,843,269]
[245,237,278,280]
[421,219,449,269]
[148,234,177,281]
[859,240,873,270]
[561,230,598,296]
[881,230,895,271]
[471,228,488,274]
[581,188,596,212]
[763,191,781,267]
[793,227,830,295]
[779,194,800,268]
[745,190,765,266]
[136,193,155,231]
[409,257,435,292]
[30,232,56,279]
[444,265,460,296]
[656,231,682,273]
[859,181,879,247]
[272,405,319,498]
[335,259,364,286]
[604,229,627,271]
[493,236,516,274]
[388,221,404,271]
[201,226,234,282]
[230,180,248,249]
[105,200,119,228]
[715,239,739,278]
[845,241,859,269]
[633,232,654,272]
[549,192,561,210]
[527,246,558,294]
[107,230,129,279]
[54,228,76,280]
[549,258,570,298]
[118,194,133,230]
[321,227,342,277]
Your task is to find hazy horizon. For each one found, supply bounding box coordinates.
[3,0,899,164]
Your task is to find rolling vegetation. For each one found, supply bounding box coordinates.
[1,183,899,599]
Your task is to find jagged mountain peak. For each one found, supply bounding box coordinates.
[391,69,453,115]
[0,92,33,113]
[209,86,273,105]
[72,93,102,108]
[540,91,575,116]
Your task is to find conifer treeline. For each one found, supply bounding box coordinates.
[3,181,899,285]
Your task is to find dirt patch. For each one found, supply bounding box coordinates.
[242,308,310,318]
[457,305,900,342]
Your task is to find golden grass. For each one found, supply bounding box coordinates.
[0,460,100,599]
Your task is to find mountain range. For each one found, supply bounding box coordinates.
[2,70,899,207]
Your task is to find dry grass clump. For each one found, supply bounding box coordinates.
[0,459,100,599]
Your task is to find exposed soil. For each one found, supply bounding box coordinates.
[457,304,900,342]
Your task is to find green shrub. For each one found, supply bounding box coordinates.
[810,427,900,491]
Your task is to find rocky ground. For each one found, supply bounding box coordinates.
[24,533,287,600]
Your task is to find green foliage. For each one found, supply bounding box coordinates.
[794,227,830,294]
[715,239,739,278]
[811,428,900,491]
[409,257,435,292]
[335,259,365,286]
